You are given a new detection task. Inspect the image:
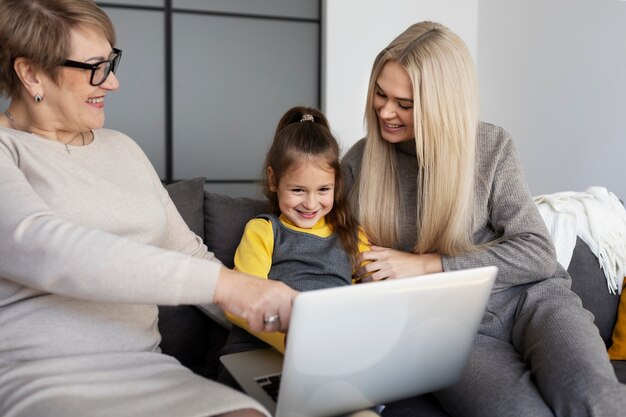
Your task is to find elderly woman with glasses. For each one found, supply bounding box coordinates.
[0,1,297,416]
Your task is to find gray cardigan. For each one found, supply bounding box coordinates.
[341,122,559,292]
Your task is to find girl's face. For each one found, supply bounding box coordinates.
[373,60,414,143]
[41,26,119,133]
[269,158,335,229]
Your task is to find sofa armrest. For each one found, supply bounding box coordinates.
[568,237,621,346]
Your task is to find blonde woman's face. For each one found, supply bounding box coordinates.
[373,60,414,143]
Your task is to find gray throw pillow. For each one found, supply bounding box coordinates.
[164,177,206,238]
[204,191,269,268]
[568,237,621,346]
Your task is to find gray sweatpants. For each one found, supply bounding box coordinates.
[435,268,626,417]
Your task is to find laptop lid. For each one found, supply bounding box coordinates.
[221,266,496,417]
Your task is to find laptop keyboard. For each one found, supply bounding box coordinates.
[255,373,282,401]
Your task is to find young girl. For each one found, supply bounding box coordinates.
[221,106,369,356]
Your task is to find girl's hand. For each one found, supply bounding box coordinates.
[354,245,443,282]
[214,268,298,332]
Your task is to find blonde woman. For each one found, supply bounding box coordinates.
[343,21,626,416]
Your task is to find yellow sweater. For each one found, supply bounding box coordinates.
[228,214,370,352]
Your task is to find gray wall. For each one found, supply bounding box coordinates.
[103,5,166,178]
[322,0,479,149]
[5,0,623,200]
[478,0,626,199]
[171,14,319,183]
[1,0,320,198]
[104,0,320,197]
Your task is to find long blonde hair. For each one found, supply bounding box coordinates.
[357,21,479,255]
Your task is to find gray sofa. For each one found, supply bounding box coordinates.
[160,178,626,416]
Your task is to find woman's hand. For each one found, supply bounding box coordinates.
[213,268,298,333]
[354,245,443,282]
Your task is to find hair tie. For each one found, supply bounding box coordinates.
[300,114,314,122]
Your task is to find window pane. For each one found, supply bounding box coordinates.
[172,14,319,180]
[173,0,318,20]
[98,0,163,7]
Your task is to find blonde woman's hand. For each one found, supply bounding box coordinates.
[213,268,298,332]
[354,245,443,282]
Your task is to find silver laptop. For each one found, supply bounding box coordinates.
[220,266,497,417]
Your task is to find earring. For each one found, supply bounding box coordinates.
[34,94,43,103]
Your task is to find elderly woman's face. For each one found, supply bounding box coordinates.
[44,27,119,132]
[373,60,414,144]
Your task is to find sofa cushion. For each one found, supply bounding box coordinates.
[613,360,626,380]
[164,177,206,238]
[203,191,269,268]
[568,237,621,346]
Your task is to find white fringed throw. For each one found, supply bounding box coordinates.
[534,186,626,294]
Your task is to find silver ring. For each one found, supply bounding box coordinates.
[263,314,280,327]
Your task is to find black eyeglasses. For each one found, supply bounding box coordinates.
[60,48,122,86]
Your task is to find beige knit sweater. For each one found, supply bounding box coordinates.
[0,127,268,417]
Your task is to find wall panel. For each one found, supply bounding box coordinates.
[1,1,320,198]
[102,7,166,177]
[172,14,319,180]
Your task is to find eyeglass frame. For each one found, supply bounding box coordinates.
[60,48,122,86]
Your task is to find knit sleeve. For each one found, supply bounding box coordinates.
[157,184,218,260]
[441,124,558,290]
[233,218,274,278]
[131,140,221,266]
[0,129,220,306]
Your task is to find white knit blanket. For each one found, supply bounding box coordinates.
[534,186,626,294]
